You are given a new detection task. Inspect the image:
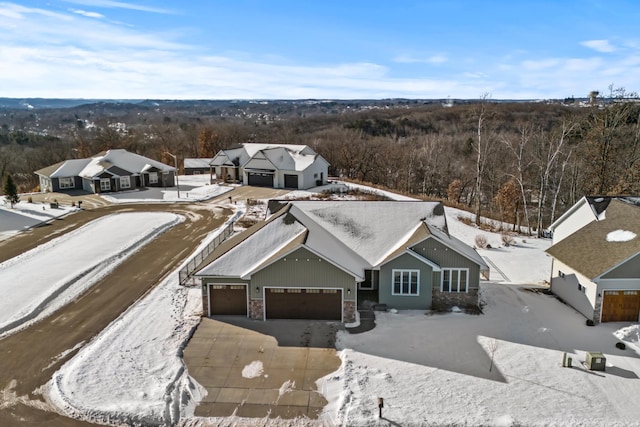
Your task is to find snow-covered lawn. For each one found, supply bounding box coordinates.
[0,212,182,337]
[0,199,77,240]
[2,179,638,426]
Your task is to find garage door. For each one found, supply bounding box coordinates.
[265,288,342,320]
[248,172,273,187]
[284,174,299,189]
[601,290,640,322]
[209,285,247,315]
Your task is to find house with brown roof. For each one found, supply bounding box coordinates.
[546,196,640,323]
[195,200,488,323]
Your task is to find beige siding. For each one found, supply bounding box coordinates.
[411,238,481,288]
[251,247,356,300]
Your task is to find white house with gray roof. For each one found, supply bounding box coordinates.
[195,200,488,323]
[210,143,329,189]
[35,149,175,194]
[547,196,640,323]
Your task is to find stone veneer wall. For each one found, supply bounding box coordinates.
[593,294,602,324]
[343,300,356,323]
[202,286,208,316]
[249,298,263,320]
[432,288,479,307]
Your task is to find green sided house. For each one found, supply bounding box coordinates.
[195,200,489,323]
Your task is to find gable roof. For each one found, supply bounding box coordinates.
[210,143,327,172]
[197,201,486,281]
[546,199,640,279]
[184,158,212,168]
[34,149,174,180]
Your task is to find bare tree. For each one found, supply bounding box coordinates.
[473,94,495,225]
[502,125,534,234]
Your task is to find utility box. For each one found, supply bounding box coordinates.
[586,352,606,371]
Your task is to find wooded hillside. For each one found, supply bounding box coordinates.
[2,96,639,235]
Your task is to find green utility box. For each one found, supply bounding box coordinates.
[586,352,606,371]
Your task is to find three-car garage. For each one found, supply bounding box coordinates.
[207,284,343,321]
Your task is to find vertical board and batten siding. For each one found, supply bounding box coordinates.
[411,238,481,288]
[251,247,356,301]
[379,252,433,310]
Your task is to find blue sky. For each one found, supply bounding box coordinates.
[1,0,640,99]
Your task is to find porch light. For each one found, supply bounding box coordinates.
[347,288,351,295]
[256,286,260,293]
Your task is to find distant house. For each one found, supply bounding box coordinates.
[35,149,175,194]
[547,196,640,323]
[210,143,329,190]
[184,158,212,175]
[195,200,489,323]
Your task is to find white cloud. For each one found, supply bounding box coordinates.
[70,9,105,19]
[394,54,448,64]
[581,39,617,53]
[61,0,173,14]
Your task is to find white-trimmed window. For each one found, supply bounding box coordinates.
[58,177,75,189]
[100,178,111,191]
[441,268,468,293]
[120,176,131,189]
[392,269,419,296]
[148,172,158,184]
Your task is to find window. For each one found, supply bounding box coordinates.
[59,177,75,189]
[148,172,158,184]
[100,178,111,191]
[441,268,468,293]
[360,270,378,290]
[120,176,131,189]
[392,269,419,296]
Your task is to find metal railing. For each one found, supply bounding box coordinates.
[178,221,235,285]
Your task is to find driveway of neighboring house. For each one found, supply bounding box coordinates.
[184,317,342,420]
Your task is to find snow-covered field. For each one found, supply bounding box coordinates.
[0,212,182,338]
[0,199,77,240]
[3,181,640,426]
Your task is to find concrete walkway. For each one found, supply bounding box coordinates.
[184,318,341,420]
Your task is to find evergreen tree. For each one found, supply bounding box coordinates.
[3,174,20,208]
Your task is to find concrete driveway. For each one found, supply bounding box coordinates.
[184,317,342,420]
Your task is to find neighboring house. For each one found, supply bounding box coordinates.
[35,149,175,194]
[210,143,329,190]
[546,196,640,323]
[195,200,489,323]
[184,158,212,175]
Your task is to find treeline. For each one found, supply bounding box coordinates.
[1,96,639,235]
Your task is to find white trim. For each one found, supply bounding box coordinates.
[423,235,487,270]
[207,283,249,318]
[380,248,441,271]
[391,269,420,296]
[120,175,131,189]
[599,288,640,323]
[594,251,640,280]
[441,268,469,293]
[99,178,111,191]
[58,176,75,189]
[262,286,344,322]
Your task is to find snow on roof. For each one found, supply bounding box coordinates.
[547,199,640,278]
[184,158,212,168]
[606,229,637,242]
[48,159,91,178]
[241,143,311,158]
[289,200,447,266]
[211,143,320,171]
[78,149,173,179]
[196,213,307,277]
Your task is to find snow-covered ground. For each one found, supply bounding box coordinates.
[0,199,77,240]
[0,212,182,338]
[100,174,232,204]
[3,180,640,426]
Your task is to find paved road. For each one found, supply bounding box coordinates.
[0,187,288,426]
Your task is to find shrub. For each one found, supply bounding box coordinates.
[475,234,488,249]
[616,342,626,350]
[586,319,595,326]
[501,233,515,247]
